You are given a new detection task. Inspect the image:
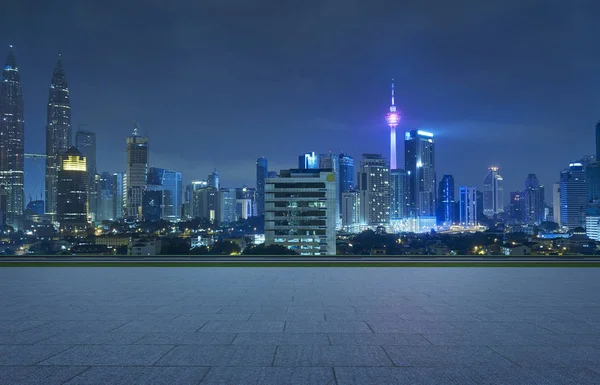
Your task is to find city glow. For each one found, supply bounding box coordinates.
[417,130,433,137]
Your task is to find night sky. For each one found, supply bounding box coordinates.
[1,0,599,204]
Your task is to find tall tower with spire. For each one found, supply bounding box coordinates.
[0,46,25,227]
[385,79,401,170]
[45,53,72,219]
[125,123,149,219]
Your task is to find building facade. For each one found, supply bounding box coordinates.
[560,162,586,229]
[45,55,71,221]
[219,188,237,224]
[341,190,360,232]
[0,48,25,227]
[483,166,504,218]
[524,174,545,225]
[357,154,390,226]
[57,147,88,235]
[148,167,182,221]
[265,169,337,255]
[256,157,268,217]
[390,169,409,220]
[459,186,477,227]
[75,129,97,222]
[125,125,148,219]
[298,152,319,169]
[437,174,455,226]
[405,130,436,217]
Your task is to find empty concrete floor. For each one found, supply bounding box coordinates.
[1,267,600,384]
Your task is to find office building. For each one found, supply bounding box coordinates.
[96,172,115,222]
[112,172,124,220]
[552,183,561,225]
[57,147,88,235]
[76,129,97,222]
[0,48,25,227]
[390,169,409,220]
[459,186,477,227]
[264,168,337,255]
[341,190,360,232]
[510,191,525,222]
[338,154,354,206]
[267,171,278,178]
[483,166,504,218]
[560,162,586,229]
[184,180,207,219]
[586,215,600,241]
[193,187,219,223]
[437,175,455,226]
[208,169,219,190]
[319,152,338,172]
[405,130,436,217]
[236,186,256,217]
[385,79,401,169]
[256,157,268,216]
[142,186,163,222]
[148,167,182,221]
[298,152,319,169]
[357,154,390,226]
[26,200,45,216]
[125,124,149,219]
[219,188,237,224]
[524,174,545,225]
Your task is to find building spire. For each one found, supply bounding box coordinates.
[5,45,17,69]
[389,79,396,113]
[132,122,140,136]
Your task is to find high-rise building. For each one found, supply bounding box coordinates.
[405,130,436,217]
[112,172,124,220]
[148,167,182,221]
[459,186,477,227]
[385,79,401,170]
[236,187,257,218]
[510,191,525,222]
[45,54,71,220]
[338,153,354,199]
[57,147,88,235]
[193,187,219,223]
[319,152,339,172]
[560,162,586,229]
[256,157,268,216]
[267,171,277,178]
[183,180,207,219]
[357,154,390,226]
[125,124,148,219]
[264,168,337,255]
[524,174,545,225]
[96,172,115,222]
[341,190,360,232]
[0,47,25,227]
[437,175,455,226]
[390,169,409,220]
[76,129,97,222]
[219,188,237,224]
[298,152,319,169]
[208,169,219,190]
[483,166,504,218]
[553,183,561,225]
[596,121,600,161]
[142,186,163,222]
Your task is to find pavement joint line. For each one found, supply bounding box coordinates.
[196,366,211,385]
[59,365,92,385]
[487,345,523,368]
[283,321,287,333]
[32,344,76,366]
[331,366,338,385]
[271,345,279,367]
[230,333,239,345]
[365,321,376,334]
[380,345,397,367]
[194,321,209,332]
[151,344,178,366]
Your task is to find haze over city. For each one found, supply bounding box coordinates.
[2,0,599,202]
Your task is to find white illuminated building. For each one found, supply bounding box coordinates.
[264,169,337,255]
[390,217,437,234]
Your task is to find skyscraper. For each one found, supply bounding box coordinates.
[125,124,148,219]
[45,54,71,220]
[510,191,525,222]
[524,174,545,225]
[298,152,318,169]
[341,190,360,232]
[385,79,401,170]
[76,129,97,222]
[390,169,409,220]
[256,157,268,216]
[459,186,477,227]
[552,183,561,225]
[57,147,88,236]
[438,175,455,226]
[338,154,354,216]
[357,154,390,226]
[148,167,182,221]
[405,130,436,217]
[596,121,600,161]
[483,166,504,218]
[112,172,124,220]
[219,188,237,224]
[96,172,115,222]
[208,169,219,190]
[560,162,586,229]
[0,47,25,227]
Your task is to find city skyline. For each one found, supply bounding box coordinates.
[2,1,600,205]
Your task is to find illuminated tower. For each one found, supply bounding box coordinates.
[385,79,400,170]
[483,166,504,218]
[57,147,88,236]
[125,124,149,219]
[46,53,72,219]
[0,46,25,227]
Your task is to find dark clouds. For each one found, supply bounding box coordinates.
[1,0,599,203]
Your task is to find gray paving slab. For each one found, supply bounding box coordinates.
[199,321,285,333]
[38,332,147,345]
[467,365,600,385]
[0,366,89,385]
[112,319,208,333]
[329,333,431,346]
[135,332,236,345]
[156,345,276,366]
[491,345,600,368]
[383,346,516,367]
[334,367,480,385]
[0,344,73,365]
[0,320,51,333]
[38,345,174,366]
[274,345,393,366]
[367,320,464,333]
[0,331,59,344]
[286,321,372,333]
[232,333,329,345]
[200,367,335,385]
[65,366,209,385]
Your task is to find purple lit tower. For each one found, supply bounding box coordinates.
[385,79,401,170]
